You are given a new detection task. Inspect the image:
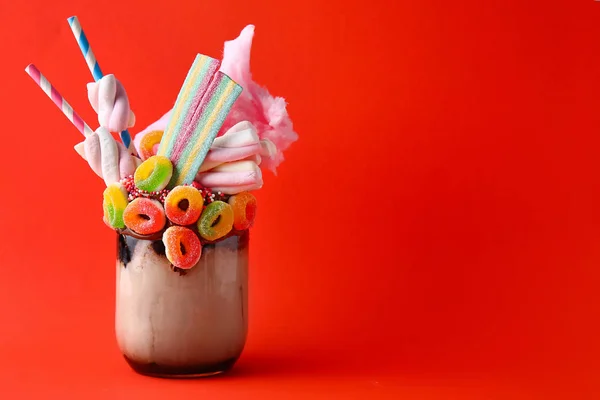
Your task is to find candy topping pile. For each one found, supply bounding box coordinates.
[103,155,257,269]
[25,20,297,272]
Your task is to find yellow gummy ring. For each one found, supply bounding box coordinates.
[103,183,129,229]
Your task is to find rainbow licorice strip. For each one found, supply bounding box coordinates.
[158,54,220,158]
[170,72,242,186]
[157,54,242,188]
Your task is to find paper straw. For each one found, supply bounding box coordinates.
[25,64,94,137]
[67,16,137,155]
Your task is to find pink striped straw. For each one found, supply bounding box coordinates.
[25,64,94,137]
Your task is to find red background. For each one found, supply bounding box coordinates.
[0,0,599,398]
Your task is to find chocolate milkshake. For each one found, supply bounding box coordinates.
[116,231,249,377]
[28,21,297,377]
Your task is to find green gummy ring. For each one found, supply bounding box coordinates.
[134,155,173,192]
[197,201,234,241]
[103,184,128,229]
[104,202,120,228]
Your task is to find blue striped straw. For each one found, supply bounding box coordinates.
[67,16,137,154]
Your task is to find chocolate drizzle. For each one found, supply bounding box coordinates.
[117,229,249,272]
[118,234,136,267]
[150,240,166,256]
[170,265,188,276]
[117,222,249,247]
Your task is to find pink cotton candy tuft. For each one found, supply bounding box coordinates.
[133,25,297,174]
[218,25,298,173]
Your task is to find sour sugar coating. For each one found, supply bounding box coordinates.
[162,226,202,269]
[228,191,257,230]
[123,198,166,235]
[157,55,221,162]
[102,183,129,229]
[167,70,243,187]
[138,130,163,160]
[164,185,204,226]
[134,155,173,192]
[197,200,234,241]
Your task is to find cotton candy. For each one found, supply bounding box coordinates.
[219,25,298,173]
[132,25,297,174]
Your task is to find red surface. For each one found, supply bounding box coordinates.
[1,0,600,398]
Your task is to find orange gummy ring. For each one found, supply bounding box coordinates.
[228,191,257,230]
[139,130,164,160]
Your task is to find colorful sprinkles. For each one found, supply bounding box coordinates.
[121,176,229,206]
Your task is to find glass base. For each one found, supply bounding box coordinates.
[124,356,238,378]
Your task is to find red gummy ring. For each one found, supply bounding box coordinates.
[123,198,166,235]
[162,226,202,269]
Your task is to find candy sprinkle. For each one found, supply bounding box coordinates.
[121,175,230,205]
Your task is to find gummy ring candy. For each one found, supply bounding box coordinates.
[103,183,129,229]
[139,130,163,161]
[164,185,204,226]
[228,191,257,231]
[197,201,234,241]
[123,198,167,235]
[162,226,202,269]
[134,155,173,192]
